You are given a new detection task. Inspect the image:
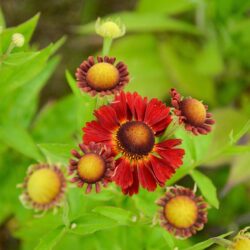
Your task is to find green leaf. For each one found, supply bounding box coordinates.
[190,170,219,209]
[38,143,75,165]
[92,206,134,226]
[162,230,175,249]
[65,70,95,130]
[0,56,60,127]
[32,95,77,143]
[0,123,44,162]
[1,13,40,52]
[34,226,66,250]
[183,231,233,250]
[137,0,196,15]
[111,34,172,100]
[70,213,118,236]
[225,151,250,191]
[76,11,199,35]
[0,45,52,97]
[158,40,216,104]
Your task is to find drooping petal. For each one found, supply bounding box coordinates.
[137,160,157,191]
[112,158,133,189]
[149,155,176,183]
[122,167,139,196]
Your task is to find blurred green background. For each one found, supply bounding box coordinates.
[0,0,250,249]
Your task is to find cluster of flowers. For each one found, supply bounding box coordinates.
[19,18,218,239]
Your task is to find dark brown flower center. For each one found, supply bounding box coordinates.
[77,153,105,183]
[117,121,155,157]
[86,62,119,91]
[181,98,206,126]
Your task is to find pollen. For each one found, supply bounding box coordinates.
[181,98,206,126]
[77,153,105,183]
[164,196,198,228]
[86,62,119,91]
[27,168,61,205]
[117,121,155,156]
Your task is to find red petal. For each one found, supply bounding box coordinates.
[156,146,185,168]
[144,98,172,133]
[83,121,111,144]
[156,139,182,149]
[112,92,128,122]
[149,155,175,183]
[122,167,139,196]
[138,160,157,191]
[112,158,133,189]
[94,105,119,131]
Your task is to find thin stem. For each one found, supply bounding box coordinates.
[102,37,113,56]
[0,42,15,64]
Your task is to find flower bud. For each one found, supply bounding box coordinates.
[95,17,125,39]
[12,33,25,47]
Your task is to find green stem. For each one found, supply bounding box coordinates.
[102,37,113,56]
[0,41,15,64]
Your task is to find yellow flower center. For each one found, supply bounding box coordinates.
[77,153,105,183]
[181,98,206,126]
[231,237,250,250]
[86,62,119,91]
[99,21,121,38]
[164,196,198,228]
[116,121,155,158]
[27,168,61,205]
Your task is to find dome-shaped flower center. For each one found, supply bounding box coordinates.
[99,21,121,37]
[117,121,155,156]
[27,168,61,205]
[232,237,250,250]
[77,153,105,183]
[164,196,198,228]
[181,98,206,126]
[86,62,119,91]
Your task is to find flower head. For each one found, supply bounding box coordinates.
[76,56,129,96]
[83,92,185,195]
[170,88,215,135]
[95,17,125,39]
[12,33,25,48]
[228,227,250,250]
[69,142,115,193]
[157,186,208,239]
[19,164,66,211]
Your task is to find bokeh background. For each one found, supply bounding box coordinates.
[0,0,250,249]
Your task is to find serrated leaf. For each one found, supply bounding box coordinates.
[92,206,133,225]
[190,170,219,209]
[70,213,118,236]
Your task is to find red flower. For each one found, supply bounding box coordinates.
[83,92,185,195]
[170,88,215,135]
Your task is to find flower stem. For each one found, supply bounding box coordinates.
[102,37,113,56]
